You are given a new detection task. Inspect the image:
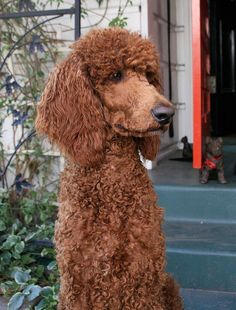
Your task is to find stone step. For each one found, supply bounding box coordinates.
[155,184,236,222]
[154,184,236,292]
[181,288,236,310]
[166,245,236,292]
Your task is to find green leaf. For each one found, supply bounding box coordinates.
[0,220,6,231]
[12,252,21,260]
[25,231,37,241]
[24,214,33,225]
[14,241,25,254]
[0,281,14,295]
[0,251,12,263]
[8,292,25,310]
[109,16,128,28]
[35,299,46,310]
[47,261,57,271]
[11,268,22,278]
[25,285,42,302]
[36,70,45,78]
[18,227,27,236]
[21,254,35,265]
[41,248,49,257]
[23,284,34,295]
[14,270,31,284]
[40,286,53,298]
[35,265,44,278]
[12,220,22,232]
[2,235,20,250]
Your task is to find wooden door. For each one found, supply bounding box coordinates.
[210,0,236,136]
[192,0,211,168]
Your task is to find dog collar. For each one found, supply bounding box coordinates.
[204,155,223,169]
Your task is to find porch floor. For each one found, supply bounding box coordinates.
[149,146,236,187]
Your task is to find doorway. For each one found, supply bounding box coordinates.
[210,0,236,137]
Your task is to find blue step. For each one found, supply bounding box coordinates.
[155,184,236,221]
[166,240,236,292]
[154,184,236,292]
[181,288,236,310]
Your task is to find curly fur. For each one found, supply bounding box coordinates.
[36,28,182,309]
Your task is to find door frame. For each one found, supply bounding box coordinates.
[192,0,202,168]
[192,0,211,169]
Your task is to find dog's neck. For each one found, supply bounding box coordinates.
[67,134,142,173]
[106,134,137,153]
[102,134,141,169]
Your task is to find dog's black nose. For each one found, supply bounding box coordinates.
[151,105,175,125]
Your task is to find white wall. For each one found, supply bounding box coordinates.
[50,0,143,45]
[175,0,193,144]
[148,0,176,154]
[147,0,193,148]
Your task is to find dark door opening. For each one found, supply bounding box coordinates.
[210,0,236,137]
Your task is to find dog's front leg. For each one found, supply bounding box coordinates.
[217,168,227,184]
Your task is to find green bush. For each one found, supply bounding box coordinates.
[0,0,131,308]
[0,188,58,309]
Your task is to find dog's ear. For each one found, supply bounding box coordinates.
[136,136,160,161]
[35,56,107,167]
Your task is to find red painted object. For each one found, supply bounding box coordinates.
[192,0,211,168]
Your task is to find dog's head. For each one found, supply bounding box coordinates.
[35,28,174,167]
[205,136,223,157]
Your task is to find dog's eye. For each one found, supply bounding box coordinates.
[110,71,123,82]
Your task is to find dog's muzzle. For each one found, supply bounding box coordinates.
[151,105,175,125]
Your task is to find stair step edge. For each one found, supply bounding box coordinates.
[180,287,236,310]
[181,287,236,296]
[167,247,236,257]
[165,217,236,225]
[154,184,236,192]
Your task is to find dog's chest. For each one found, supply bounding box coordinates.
[59,159,157,223]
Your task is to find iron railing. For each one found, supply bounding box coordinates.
[0,0,81,39]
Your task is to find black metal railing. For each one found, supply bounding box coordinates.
[0,0,81,40]
[0,0,81,183]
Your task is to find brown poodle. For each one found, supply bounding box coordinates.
[36,28,183,310]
